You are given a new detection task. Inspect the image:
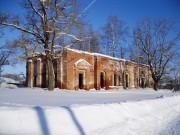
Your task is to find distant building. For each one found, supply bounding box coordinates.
[27,48,153,90]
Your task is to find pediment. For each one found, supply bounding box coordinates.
[74,59,91,68]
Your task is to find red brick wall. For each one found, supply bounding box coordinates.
[27,49,154,90]
[65,50,94,90]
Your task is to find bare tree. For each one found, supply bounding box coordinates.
[87,26,99,53]
[10,33,42,61]
[8,33,42,85]
[0,0,84,90]
[129,45,137,62]
[168,52,180,90]
[0,13,6,38]
[100,15,128,57]
[133,18,180,90]
[0,42,14,76]
[78,24,85,50]
[72,23,86,51]
[0,50,11,76]
[0,21,11,76]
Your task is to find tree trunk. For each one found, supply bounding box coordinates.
[153,81,158,91]
[47,58,55,91]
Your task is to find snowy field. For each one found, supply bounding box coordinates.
[0,87,180,135]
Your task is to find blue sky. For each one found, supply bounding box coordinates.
[84,0,180,30]
[0,0,180,75]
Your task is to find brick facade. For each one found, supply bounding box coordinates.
[27,49,153,90]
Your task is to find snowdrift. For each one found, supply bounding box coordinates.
[0,77,19,84]
[0,77,19,88]
[0,95,180,135]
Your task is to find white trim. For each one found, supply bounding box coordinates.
[74,59,91,67]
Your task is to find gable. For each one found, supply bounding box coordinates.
[74,59,91,68]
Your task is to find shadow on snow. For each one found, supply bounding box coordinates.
[34,106,85,135]
[34,106,50,135]
[62,106,86,135]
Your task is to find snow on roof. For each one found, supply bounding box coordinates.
[27,48,149,67]
[29,52,46,58]
[66,48,126,62]
[0,77,19,84]
[66,48,150,67]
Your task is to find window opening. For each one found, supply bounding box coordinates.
[100,72,104,88]
[79,73,83,89]
[126,74,129,87]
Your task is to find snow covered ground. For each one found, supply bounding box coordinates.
[0,87,180,135]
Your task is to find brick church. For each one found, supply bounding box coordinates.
[27,48,153,90]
